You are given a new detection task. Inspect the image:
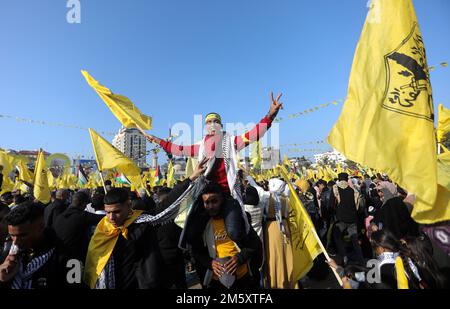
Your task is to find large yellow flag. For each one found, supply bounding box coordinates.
[33,150,51,204]
[89,129,145,191]
[166,160,176,188]
[279,168,322,280]
[327,0,442,223]
[437,104,450,146]
[82,70,152,130]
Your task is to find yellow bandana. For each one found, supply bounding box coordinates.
[83,210,143,288]
[205,113,222,124]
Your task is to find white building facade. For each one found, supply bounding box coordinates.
[112,127,147,168]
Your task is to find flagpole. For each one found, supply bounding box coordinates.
[309,221,344,287]
[99,170,107,194]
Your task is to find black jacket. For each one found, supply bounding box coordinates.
[186,198,263,287]
[91,178,193,289]
[0,229,80,289]
[333,186,358,224]
[372,197,419,239]
[53,206,103,262]
[44,199,68,228]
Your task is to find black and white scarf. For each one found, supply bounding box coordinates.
[11,247,55,289]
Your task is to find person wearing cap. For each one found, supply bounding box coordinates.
[330,172,364,266]
[144,92,283,201]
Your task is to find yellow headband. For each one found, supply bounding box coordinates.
[205,113,222,124]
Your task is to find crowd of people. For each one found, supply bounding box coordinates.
[0,96,449,289]
[1,166,449,290]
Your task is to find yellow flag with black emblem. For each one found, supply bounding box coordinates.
[278,167,322,281]
[327,0,444,223]
[82,70,152,130]
[33,150,51,204]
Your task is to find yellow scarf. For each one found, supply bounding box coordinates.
[395,256,409,289]
[83,210,143,288]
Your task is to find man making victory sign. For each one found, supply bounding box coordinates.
[145,92,283,205]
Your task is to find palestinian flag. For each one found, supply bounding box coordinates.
[115,172,131,185]
[154,165,162,186]
[78,165,89,186]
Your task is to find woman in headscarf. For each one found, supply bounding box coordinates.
[370,181,419,240]
[263,178,297,288]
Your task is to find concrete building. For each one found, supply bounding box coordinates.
[112,127,147,168]
[313,149,346,165]
[261,147,281,170]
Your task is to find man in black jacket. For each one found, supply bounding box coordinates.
[44,189,69,228]
[153,187,186,289]
[53,191,104,263]
[83,161,206,289]
[0,202,75,289]
[186,183,262,290]
[330,173,364,266]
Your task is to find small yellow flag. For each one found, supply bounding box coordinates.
[16,159,33,184]
[437,104,450,144]
[89,128,145,191]
[33,150,51,204]
[250,141,262,170]
[82,70,152,130]
[166,160,176,188]
[185,157,197,178]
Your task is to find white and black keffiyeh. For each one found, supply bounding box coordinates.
[11,247,55,289]
[95,255,115,289]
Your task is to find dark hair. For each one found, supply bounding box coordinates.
[338,173,349,181]
[371,230,425,289]
[327,180,336,187]
[1,192,13,201]
[91,193,105,211]
[132,199,149,211]
[370,230,400,252]
[104,188,129,205]
[157,187,172,203]
[0,204,10,216]
[72,191,90,208]
[13,195,26,205]
[128,190,138,200]
[5,202,45,226]
[402,234,447,289]
[244,186,260,206]
[201,182,223,196]
[316,179,327,187]
[104,180,112,186]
